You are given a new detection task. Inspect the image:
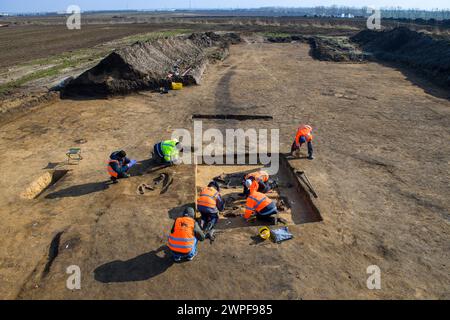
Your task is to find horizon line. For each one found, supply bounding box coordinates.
[2,6,450,15]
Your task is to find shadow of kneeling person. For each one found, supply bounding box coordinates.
[128,158,154,177]
[168,203,196,220]
[94,245,173,283]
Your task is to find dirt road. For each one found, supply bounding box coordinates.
[0,41,448,299]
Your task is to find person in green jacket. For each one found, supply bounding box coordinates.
[153,139,183,165]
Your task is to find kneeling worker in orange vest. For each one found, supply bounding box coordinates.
[291,124,314,160]
[168,207,205,262]
[243,183,278,224]
[107,150,137,183]
[242,170,273,197]
[196,181,224,236]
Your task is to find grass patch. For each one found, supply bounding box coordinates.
[262,32,294,38]
[118,29,193,44]
[0,52,106,96]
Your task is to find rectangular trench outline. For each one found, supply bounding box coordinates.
[194,153,323,226]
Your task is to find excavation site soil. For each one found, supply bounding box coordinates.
[0,39,449,299]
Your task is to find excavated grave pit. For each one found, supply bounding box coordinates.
[111,161,194,199]
[195,153,322,230]
[21,170,69,199]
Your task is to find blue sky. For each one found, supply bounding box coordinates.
[1,0,449,13]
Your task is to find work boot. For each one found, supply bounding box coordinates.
[187,251,197,261]
[206,229,216,242]
[204,221,214,233]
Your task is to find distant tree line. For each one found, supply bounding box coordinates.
[182,6,450,21]
[5,6,450,21]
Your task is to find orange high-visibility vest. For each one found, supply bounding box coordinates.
[168,217,196,254]
[249,180,259,194]
[295,125,313,145]
[244,191,273,219]
[197,187,219,209]
[245,170,269,183]
[106,159,119,178]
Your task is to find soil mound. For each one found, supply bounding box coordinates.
[266,35,365,62]
[63,32,240,97]
[351,27,450,89]
[309,36,367,62]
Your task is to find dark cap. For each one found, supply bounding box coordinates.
[183,207,195,218]
[208,180,220,192]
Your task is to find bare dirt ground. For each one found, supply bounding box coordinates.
[0,41,449,299]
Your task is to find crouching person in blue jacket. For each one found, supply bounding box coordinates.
[107,150,137,183]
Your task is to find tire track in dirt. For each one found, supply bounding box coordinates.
[214,66,238,114]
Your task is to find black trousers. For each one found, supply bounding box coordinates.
[153,144,166,164]
[291,141,313,157]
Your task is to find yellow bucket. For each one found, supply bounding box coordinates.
[171,82,183,90]
[259,226,271,240]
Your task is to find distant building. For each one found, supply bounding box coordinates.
[340,13,355,18]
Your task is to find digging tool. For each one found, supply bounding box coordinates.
[181,67,192,77]
[296,171,318,198]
